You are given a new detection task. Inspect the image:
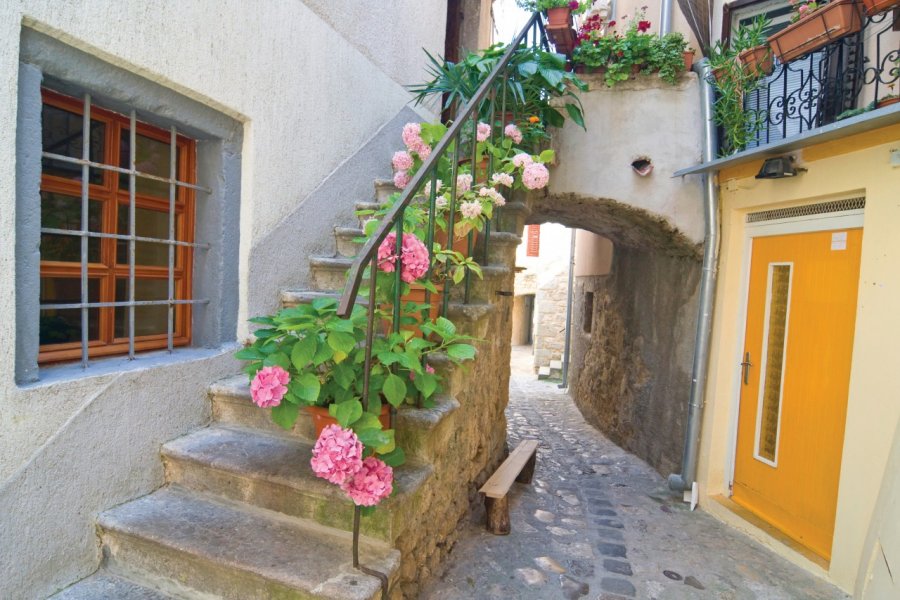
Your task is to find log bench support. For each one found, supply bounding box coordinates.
[478,439,539,535]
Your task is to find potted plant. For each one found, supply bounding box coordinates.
[652,32,692,85]
[768,0,863,64]
[516,0,588,26]
[733,15,774,77]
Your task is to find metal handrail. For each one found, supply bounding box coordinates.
[337,13,547,318]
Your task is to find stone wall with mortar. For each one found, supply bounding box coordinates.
[0,2,448,597]
[532,268,569,373]
[569,246,700,476]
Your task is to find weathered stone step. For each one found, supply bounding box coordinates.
[162,425,431,542]
[49,572,175,599]
[280,290,368,310]
[210,375,461,462]
[308,256,352,292]
[98,487,399,600]
[373,178,398,204]
[334,227,365,258]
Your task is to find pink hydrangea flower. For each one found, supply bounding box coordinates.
[479,186,506,207]
[512,153,534,168]
[341,456,394,506]
[409,364,436,380]
[435,196,449,209]
[413,142,432,160]
[460,200,483,219]
[522,162,550,190]
[250,366,290,408]
[377,231,431,283]
[392,151,413,171]
[310,424,364,485]
[402,122,423,148]
[476,122,491,142]
[457,173,473,193]
[490,172,514,187]
[504,124,523,144]
[393,170,410,189]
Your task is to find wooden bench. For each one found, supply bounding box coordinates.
[478,439,539,535]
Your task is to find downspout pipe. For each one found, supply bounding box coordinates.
[668,57,720,493]
[659,0,674,36]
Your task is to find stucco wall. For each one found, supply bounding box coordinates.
[696,129,900,593]
[0,2,446,597]
[570,247,700,475]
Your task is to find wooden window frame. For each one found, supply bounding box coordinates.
[39,89,196,364]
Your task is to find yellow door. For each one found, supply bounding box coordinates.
[733,228,862,561]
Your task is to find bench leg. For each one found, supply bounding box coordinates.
[484,496,510,535]
[515,451,537,484]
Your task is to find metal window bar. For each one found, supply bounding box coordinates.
[41,94,210,366]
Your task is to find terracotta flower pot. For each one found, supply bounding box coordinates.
[861,0,900,16]
[767,0,863,64]
[546,7,572,27]
[547,24,577,55]
[306,404,391,439]
[683,50,695,71]
[876,96,900,109]
[399,282,444,325]
[738,45,774,78]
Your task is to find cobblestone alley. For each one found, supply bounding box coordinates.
[419,346,850,600]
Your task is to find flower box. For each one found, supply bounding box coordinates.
[738,45,774,77]
[767,0,863,64]
[861,0,900,16]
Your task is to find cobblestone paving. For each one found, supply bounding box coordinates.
[419,348,849,600]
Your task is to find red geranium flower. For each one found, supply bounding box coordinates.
[568,1,580,9]
[637,20,651,32]
[608,20,616,26]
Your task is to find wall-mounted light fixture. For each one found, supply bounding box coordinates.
[755,155,807,179]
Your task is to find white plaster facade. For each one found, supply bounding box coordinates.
[0,2,449,597]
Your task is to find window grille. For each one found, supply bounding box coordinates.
[746,198,865,223]
[39,91,212,367]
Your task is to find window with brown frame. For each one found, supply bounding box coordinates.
[39,88,198,364]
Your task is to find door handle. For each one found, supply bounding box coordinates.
[740,352,752,385]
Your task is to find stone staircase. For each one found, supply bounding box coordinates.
[51,178,528,600]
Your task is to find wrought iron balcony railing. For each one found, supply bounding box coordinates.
[735,10,899,150]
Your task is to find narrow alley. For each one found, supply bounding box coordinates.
[420,346,850,600]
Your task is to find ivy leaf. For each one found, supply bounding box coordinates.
[292,372,321,403]
[290,335,317,370]
[446,343,476,361]
[383,373,407,407]
[328,399,363,428]
[270,402,299,430]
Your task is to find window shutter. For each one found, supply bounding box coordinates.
[526,224,540,257]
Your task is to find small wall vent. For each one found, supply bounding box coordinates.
[746,197,865,223]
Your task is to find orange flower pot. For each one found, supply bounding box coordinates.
[546,7,572,27]
[683,50,695,71]
[306,404,391,439]
[767,0,863,64]
[738,45,774,77]
[861,0,900,16]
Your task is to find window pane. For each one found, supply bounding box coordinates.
[114,278,171,338]
[39,277,100,345]
[757,264,792,462]
[40,192,102,263]
[41,103,105,183]
[116,205,175,267]
[119,130,178,198]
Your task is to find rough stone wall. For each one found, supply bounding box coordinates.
[533,269,569,372]
[569,247,701,476]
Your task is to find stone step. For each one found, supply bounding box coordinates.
[445,264,515,305]
[308,256,352,292]
[373,179,399,205]
[162,425,432,543]
[49,572,175,599]
[334,227,365,258]
[98,487,399,600]
[473,231,521,266]
[210,375,460,462]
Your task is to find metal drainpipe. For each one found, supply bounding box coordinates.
[668,57,720,495]
[559,228,577,388]
[659,0,673,36]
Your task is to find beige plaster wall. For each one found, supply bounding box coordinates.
[574,230,613,277]
[695,132,900,593]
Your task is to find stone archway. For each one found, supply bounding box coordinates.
[518,190,702,476]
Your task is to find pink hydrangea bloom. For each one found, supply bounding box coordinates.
[393,170,410,189]
[522,162,550,190]
[409,364,436,380]
[250,366,290,408]
[479,186,506,207]
[377,231,431,283]
[512,153,534,168]
[341,456,394,506]
[457,173,473,193]
[491,172,514,188]
[310,424,364,485]
[476,122,491,142]
[413,142,432,160]
[504,124,523,144]
[460,200,483,219]
[402,122,423,148]
[435,196,449,209]
[392,151,413,171]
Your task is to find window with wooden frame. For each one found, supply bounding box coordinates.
[39,88,201,364]
[526,224,540,257]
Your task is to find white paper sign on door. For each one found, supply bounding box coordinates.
[831,231,847,251]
